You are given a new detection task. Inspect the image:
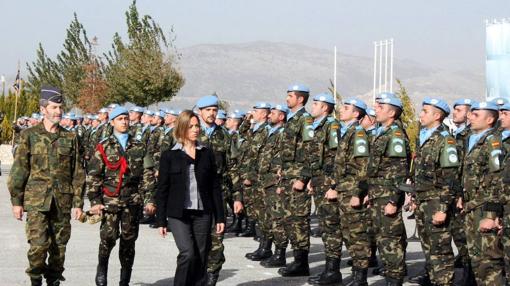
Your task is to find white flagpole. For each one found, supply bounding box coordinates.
[384,39,389,92]
[378,41,383,94]
[334,46,337,104]
[390,39,394,92]
[12,60,20,146]
[373,42,377,102]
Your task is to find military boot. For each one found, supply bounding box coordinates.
[245,238,264,259]
[260,248,286,268]
[238,219,256,237]
[369,244,379,268]
[206,271,219,286]
[309,257,342,285]
[30,278,42,286]
[119,268,132,286]
[385,277,403,286]
[346,268,368,286]
[95,256,109,286]
[278,249,310,277]
[250,238,273,261]
[408,269,431,286]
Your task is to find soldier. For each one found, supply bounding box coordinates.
[155,108,180,171]
[241,102,272,261]
[259,104,289,268]
[12,116,29,155]
[408,98,458,286]
[305,93,343,285]
[128,106,145,141]
[8,86,85,286]
[458,101,505,285]
[215,109,227,126]
[499,102,510,284]
[367,96,410,286]
[450,98,476,284]
[196,95,242,286]
[87,106,156,286]
[275,84,316,277]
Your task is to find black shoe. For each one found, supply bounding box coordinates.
[250,239,273,261]
[278,249,310,277]
[46,279,61,286]
[246,239,264,260]
[454,255,464,268]
[385,277,403,286]
[261,248,286,268]
[239,219,256,237]
[346,268,368,286]
[408,270,431,285]
[30,278,42,286]
[311,227,322,238]
[139,215,155,224]
[227,214,243,234]
[308,257,342,285]
[119,268,132,286]
[372,266,385,276]
[207,271,219,286]
[95,256,109,286]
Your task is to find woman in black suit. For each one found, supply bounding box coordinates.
[156,110,225,286]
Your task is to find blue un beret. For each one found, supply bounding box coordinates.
[110,106,129,120]
[379,97,403,109]
[422,97,450,116]
[366,108,376,117]
[453,98,474,108]
[343,97,367,112]
[271,104,289,114]
[500,103,510,111]
[313,93,336,105]
[216,110,227,120]
[130,106,145,113]
[143,110,154,116]
[197,95,219,109]
[287,84,310,93]
[375,92,397,102]
[253,102,271,109]
[491,97,509,106]
[471,101,499,112]
[228,112,243,119]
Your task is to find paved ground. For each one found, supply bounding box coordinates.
[0,165,462,286]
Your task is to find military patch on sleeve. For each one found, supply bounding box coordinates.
[302,115,314,142]
[440,135,460,168]
[387,127,407,158]
[328,121,340,149]
[487,135,503,172]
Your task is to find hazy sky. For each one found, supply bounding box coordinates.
[0,0,508,79]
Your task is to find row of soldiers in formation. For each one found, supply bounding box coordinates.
[7,83,510,286]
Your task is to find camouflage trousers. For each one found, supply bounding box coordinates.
[243,185,256,219]
[282,179,311,251]
[207,218,225,274]
[25,199,71,281]
[503,204,510,283]
[465,207,505,286]
[339,194,371,269]
[98,204,141,269]
[313,180,343,259]
[253,186,271,237]
[370,196,406,280]
[265,186,289,249]
[450,206,470,264]
[415,199,454,286]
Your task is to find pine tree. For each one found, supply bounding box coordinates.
[104,0,184,107]
[395,79,419,152]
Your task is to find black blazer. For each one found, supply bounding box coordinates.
[156,145,225,227]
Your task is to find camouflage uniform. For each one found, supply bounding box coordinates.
[8,123,85,284]
[501,132,510,283]
[86,134,155,282]
[452,124,471,266]
[367,122,410,283]
[413,125,458,285]
[154,127,176,171]
[462,128,505,285]
[199,125,230,275]
[332,122,372,270]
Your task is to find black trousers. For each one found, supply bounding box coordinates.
[168,210,212,286]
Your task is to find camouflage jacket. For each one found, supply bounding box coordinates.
[257,125,285,189]
[148,125,165,164]
[86,134,156,208]
[462,128,504,217]
[226,130,244,201]
[199,124,230,175]
[306,116,338,193]
[275,107,316,184]
[453,124,471,198]
[328,121,369,198]
[239,122,269,183]
[8,123,85,213]
[367,122,411,203]
[501,134,510,204]
[155,127,176,171]
[413,124,459,210]
[86,122,112,160]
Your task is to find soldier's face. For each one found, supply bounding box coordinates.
[339,104,357,122]
[92,120,100,128]
[165,114,176,125]
[469,110,493,132]
[199,107,218,125]
[452,105,469,124]
[187,116,200,142]
[41,102,63,125]
[129,111,141,122]
[286,92,301,109]
[252,109,269,123]
[269,109,284,124]
[499,110,510,130]
[111,114,130,133]
[360,115,376,129]
[419,105,440,128]
[375,104,394,124]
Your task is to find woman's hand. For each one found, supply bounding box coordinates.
[159,227,167,238]
[216,223,225,234]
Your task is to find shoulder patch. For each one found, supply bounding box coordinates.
[440,130,450,137]
[326,116,335,123]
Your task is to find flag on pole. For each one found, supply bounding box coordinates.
[13,69,20,92]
